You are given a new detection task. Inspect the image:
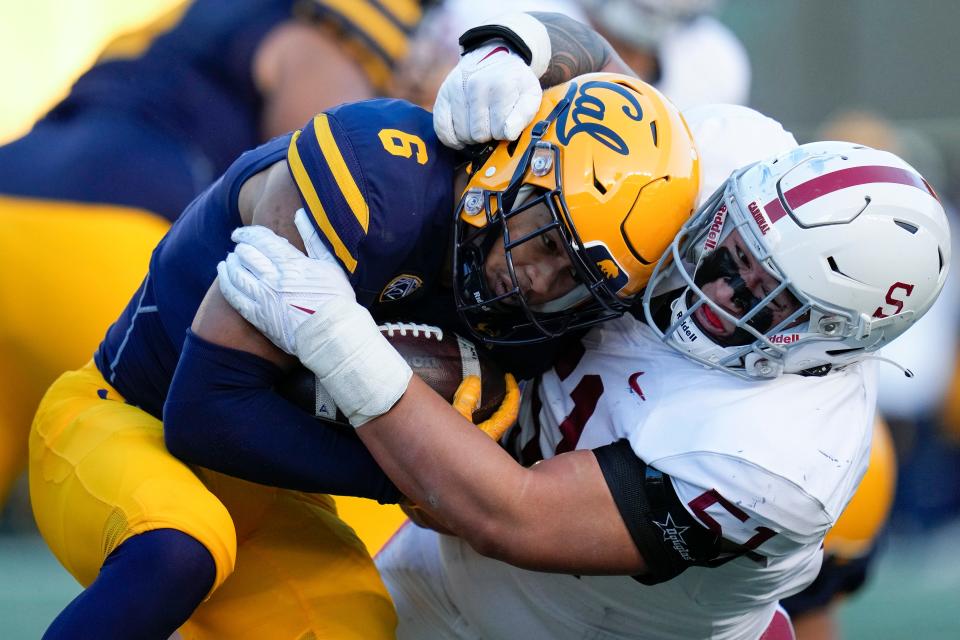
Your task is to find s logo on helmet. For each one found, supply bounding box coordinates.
[873,282,915,318]
[379,274,423,302]
[556,80,645,155]
[585,244,628,293]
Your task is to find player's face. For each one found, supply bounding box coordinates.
[482,201,578,307]
[692,229,802,341]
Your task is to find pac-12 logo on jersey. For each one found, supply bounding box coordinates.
[379,274,423,302]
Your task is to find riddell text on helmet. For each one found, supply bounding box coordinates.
[703,204,727,251]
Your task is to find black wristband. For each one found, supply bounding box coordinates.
[459,25,533,65]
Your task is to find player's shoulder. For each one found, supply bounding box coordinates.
[324,98,449,164]
[287,97,450,207]
[638,369,873,534]
[286,98,458,284]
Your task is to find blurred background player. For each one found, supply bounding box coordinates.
[392,0,749,113]
[0,0,432,521]
[572,0,750,108]
[783,416,897,640]
[391,0,587,108]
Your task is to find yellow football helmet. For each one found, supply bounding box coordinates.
[824,416,897,559]
[453,72,700,343]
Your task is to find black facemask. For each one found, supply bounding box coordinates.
[692,246,774,345]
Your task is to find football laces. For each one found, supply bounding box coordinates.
[378,322,444,341]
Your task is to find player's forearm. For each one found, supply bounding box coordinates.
[528,12,636,87]
[357,376,643,573]
[357,376,535,548]
[165,330,401,502]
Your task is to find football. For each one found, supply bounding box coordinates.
[277,323,507,424]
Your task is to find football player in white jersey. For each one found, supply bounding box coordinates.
[215,71,950,639]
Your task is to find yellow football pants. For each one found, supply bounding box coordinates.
[0,194,406,550]
[0,196,169,506]
[30,361,398,638]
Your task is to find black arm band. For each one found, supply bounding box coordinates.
[594,439,723,585]
[459,26,533,65]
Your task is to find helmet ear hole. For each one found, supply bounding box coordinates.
[894,220,918,234]
[592,163,608,195]
[825,347,864,357]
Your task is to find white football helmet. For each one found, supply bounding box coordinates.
[643,141,951,379]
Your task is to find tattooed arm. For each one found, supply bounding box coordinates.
[529,12,635,87]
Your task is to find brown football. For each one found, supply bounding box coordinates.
[277,323,507,424]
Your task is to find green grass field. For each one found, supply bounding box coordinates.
[2,505,958,639]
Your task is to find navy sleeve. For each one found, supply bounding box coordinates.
[164,329,401,503]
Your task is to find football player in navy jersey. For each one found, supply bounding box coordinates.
[27,13,703,638]
[0,0,431,515]
[216,17,949,635]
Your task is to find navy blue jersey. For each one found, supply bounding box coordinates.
[0,1,427,220]
[288,98,457,307]
[95,99,460,416]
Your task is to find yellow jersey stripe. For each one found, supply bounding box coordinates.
[287,131,358,273]
[311,114,369,233]
[98,0,192,62]
[377,0,422,27]
[317,0,408,60]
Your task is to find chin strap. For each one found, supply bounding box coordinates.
[861,354,914,378]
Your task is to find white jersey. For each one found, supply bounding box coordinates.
[378,314,875,639]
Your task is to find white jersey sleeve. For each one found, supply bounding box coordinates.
[681,104,798,206]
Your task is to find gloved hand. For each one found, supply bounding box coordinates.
[433,42,542,149]
[220,215,412,427]
[452,373,521,441]
[217,211,355,355]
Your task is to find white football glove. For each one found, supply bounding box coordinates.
[293,296,412,427]
[433,42,543,149]
[220,211,412,426]
[217,210,355,354]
